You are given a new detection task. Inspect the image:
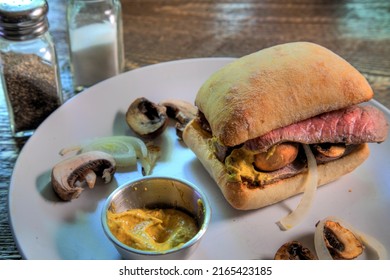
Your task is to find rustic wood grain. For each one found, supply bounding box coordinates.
[1,0,389,259]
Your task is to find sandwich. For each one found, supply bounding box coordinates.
[183,42,388,210]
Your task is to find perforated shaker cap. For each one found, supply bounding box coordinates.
[0,0,49,41]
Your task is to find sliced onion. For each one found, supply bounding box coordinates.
[277,144,318,230]
[81,137,137,167]
[314,216,388,260]
[113,136,148,159]
[314,218,334,260]
[59,136,150,168]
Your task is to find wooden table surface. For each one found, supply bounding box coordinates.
[1,0,389,259]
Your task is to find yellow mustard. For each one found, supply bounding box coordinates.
[225,148,271,183]
[107,208,198,252]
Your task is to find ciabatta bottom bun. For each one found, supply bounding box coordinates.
[183,119,370,210]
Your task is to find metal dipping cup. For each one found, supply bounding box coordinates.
[101,176,211,259]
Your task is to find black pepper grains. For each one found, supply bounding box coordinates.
[2,52,62,135]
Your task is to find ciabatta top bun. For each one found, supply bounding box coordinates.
[196,42,373,146]
[183,42,388,210]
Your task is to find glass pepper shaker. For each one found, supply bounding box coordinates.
[67,0,124,92]
[0,0,63,138]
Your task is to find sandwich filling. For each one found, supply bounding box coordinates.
[198,105,388,188]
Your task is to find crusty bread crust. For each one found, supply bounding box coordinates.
[196,42,374,147]
[183,119,370,210]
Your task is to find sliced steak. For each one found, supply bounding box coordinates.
[244,105,389,152]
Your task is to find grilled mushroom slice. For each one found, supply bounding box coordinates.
[51,151,116,201]
[126,97,168,139]
[274,241,317,260]
[312,143,346,162]
[160,99,198,139]
[254,142,299,171]
[323,220,364,259]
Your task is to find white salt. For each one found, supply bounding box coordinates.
[69,23,120,90]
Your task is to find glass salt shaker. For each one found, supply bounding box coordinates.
[67,0,124,92]
[0,0,63,138]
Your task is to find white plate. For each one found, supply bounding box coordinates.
[9,58,390,260]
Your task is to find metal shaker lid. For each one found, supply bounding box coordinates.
[0,0,49,41]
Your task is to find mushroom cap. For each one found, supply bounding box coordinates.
[160,99,198,124]
[160,99,198,139]
[51,151,116,201]
[274,241,317,260]
[126,97,168,139]
[324,220,364,259]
